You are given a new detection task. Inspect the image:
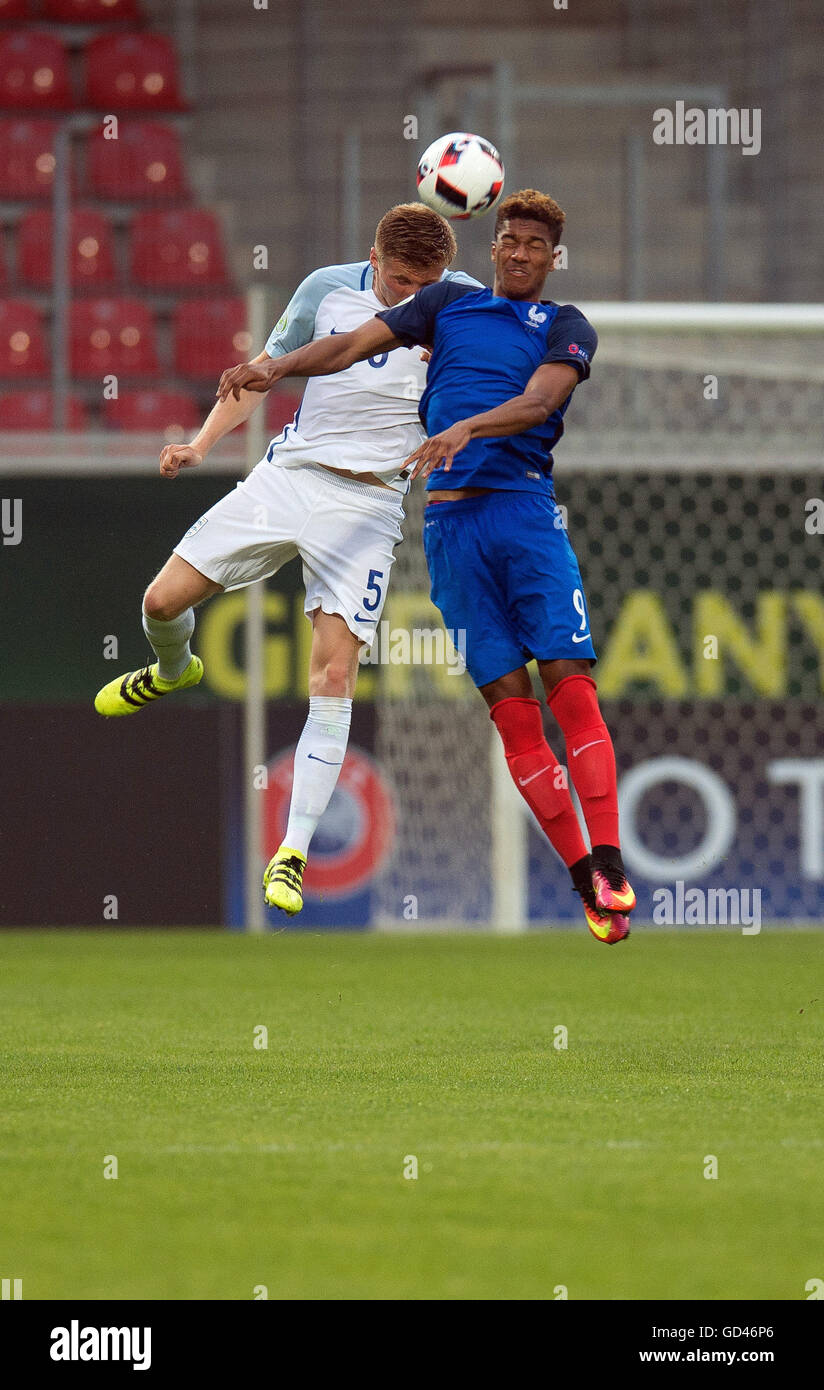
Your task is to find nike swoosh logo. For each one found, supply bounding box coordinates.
[353,613,377,623]
[572,740,604,758]
[518,766,553,787]
[329,327,339,334]
[308,754,344,765]
[571,632,591,643]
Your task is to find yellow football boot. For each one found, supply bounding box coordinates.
[263,846,307,915]
[94,656,203,716]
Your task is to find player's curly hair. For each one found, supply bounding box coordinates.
[494,189,566,247]
[375,203,458,271]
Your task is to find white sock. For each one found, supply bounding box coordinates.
[284,696,352,857]
[142,606,195,680]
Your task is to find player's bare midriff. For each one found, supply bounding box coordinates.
[426,487,493,503]
[318,463,391,489]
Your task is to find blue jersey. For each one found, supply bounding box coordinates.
[376,282,597,493]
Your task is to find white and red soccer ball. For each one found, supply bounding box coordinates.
[416,132,505,220]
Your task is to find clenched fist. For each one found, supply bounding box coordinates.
[159,443,203,478]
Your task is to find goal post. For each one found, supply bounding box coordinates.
[578,303,824,331]
[243,285,269,933]
[490,726,529,932]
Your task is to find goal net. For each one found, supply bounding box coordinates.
[371,306,824,928]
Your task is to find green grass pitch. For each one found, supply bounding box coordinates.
[1,928,821,1300]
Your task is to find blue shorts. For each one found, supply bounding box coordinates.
[422,490,596,688]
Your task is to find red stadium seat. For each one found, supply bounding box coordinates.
[0,1,32,21]
[84,34,184,111]
[131,209,228,289]
[18,208,117,289]
[0,120,58,198]
[43,0,141,19]
[173,297,251,379]
[87,120,187,201]
[104,388,200,434]
[0,390,87,430]
[70,297,158,377]
[0,299,48,375]
[0,238,6,288]
[0,34,72,110]
[266,390,302,434]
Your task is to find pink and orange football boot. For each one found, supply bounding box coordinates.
[580,888,631,945]
[592,861,636,916]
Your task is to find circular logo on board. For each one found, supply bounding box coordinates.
[263,744,396,898]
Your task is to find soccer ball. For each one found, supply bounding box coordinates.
[416,132,505,220]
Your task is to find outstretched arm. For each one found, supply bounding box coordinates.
[159,348,271,478]
[405,361,581,480]
[216,318,402,402]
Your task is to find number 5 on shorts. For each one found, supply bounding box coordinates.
[362,568,384,612]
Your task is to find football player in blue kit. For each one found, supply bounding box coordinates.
[218,189,634,943]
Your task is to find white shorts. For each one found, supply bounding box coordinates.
[174,459,405,647]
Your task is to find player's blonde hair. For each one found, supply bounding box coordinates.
[494,189,566,248]
[375,203,458,271]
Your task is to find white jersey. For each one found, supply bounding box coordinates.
[264,261,480,494]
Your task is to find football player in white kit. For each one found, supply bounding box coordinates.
[95,204,477,915]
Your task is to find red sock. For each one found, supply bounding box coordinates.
[548,674,620,847]
[490,697,588,867]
